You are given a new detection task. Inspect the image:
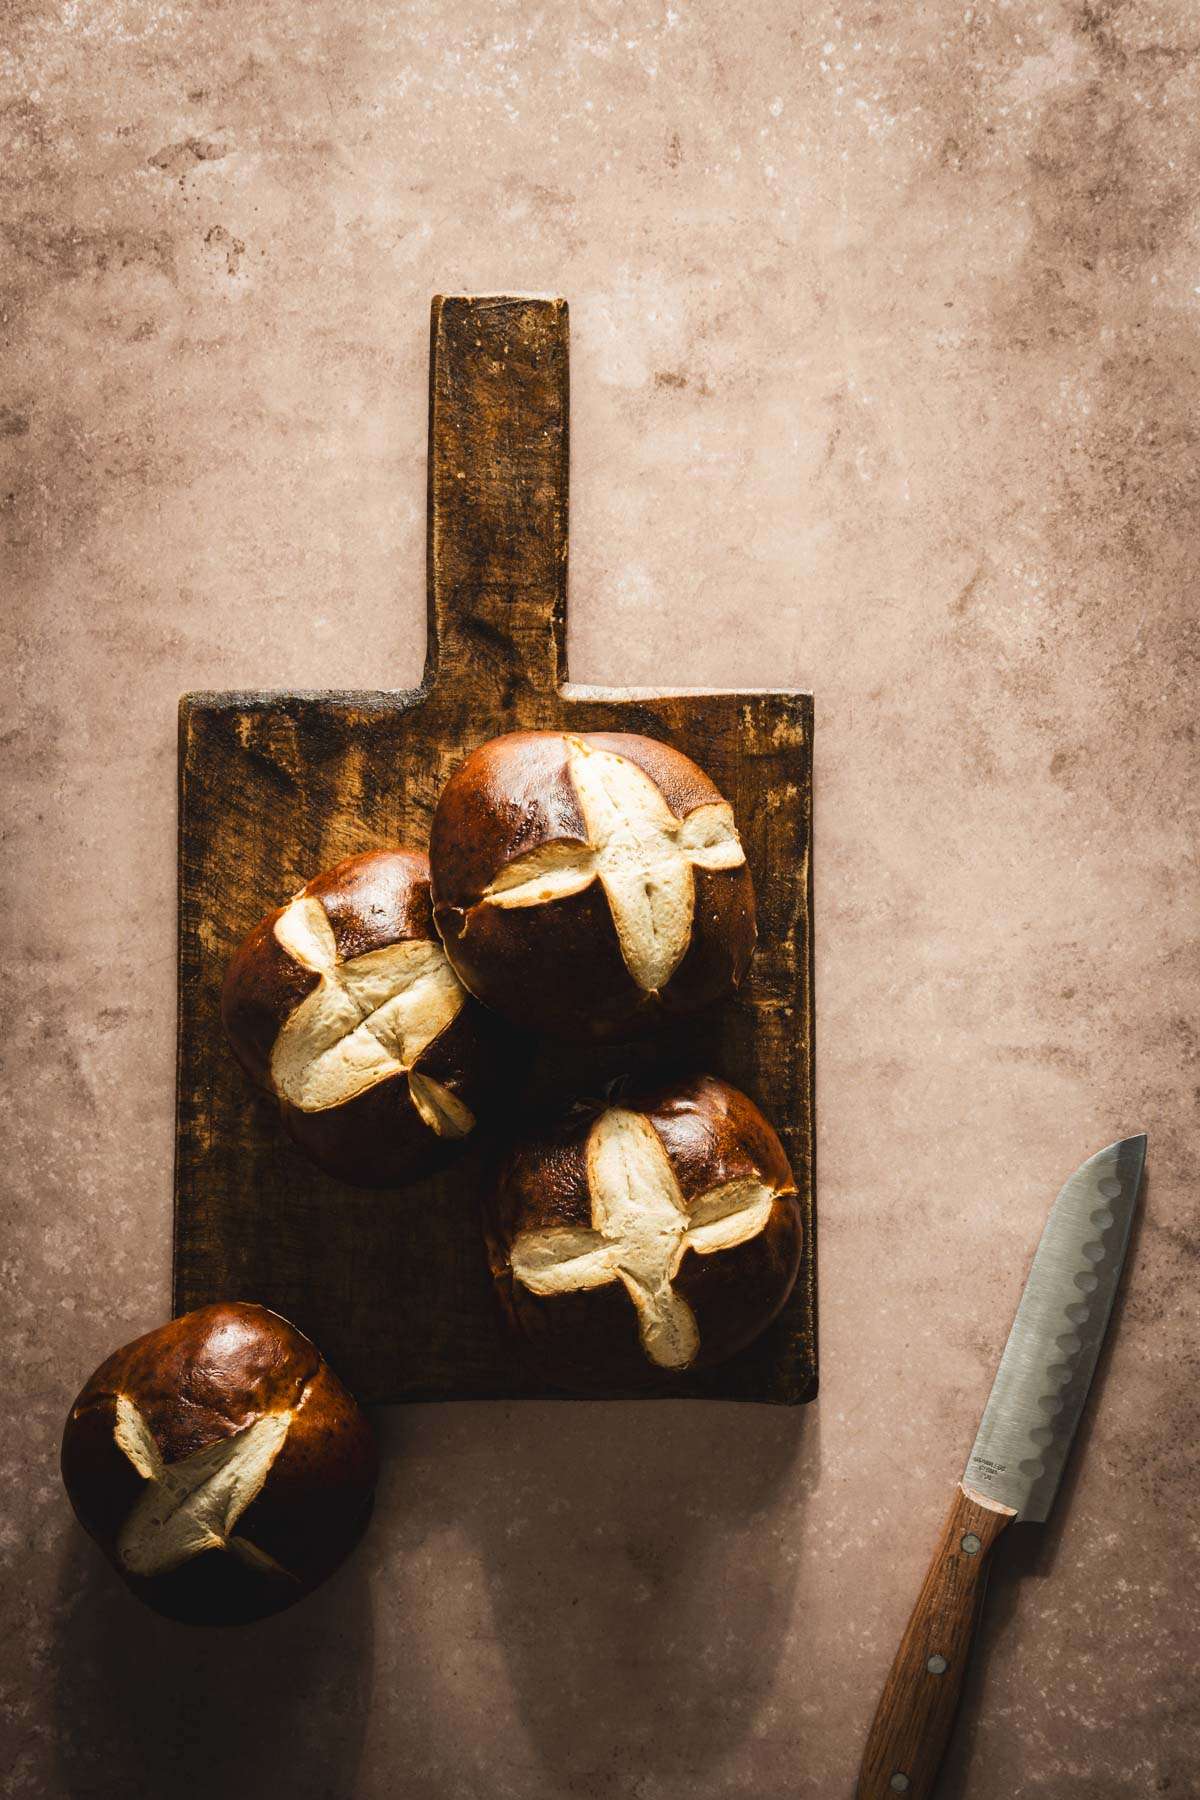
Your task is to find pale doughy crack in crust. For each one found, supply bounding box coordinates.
[270,894,473,1137]
[482,737,745,994]
[114,1395,297,1580]
[509,1108,779,1369]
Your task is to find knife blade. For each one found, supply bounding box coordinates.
[856,1133,1147,1799]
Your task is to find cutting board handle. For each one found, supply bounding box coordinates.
[856,1484,1016,1798]
[425,294,569,702]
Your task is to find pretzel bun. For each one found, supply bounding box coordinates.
[429,731,756,1041]
[60,1303,377,1624]
[487,1073,801,1388]
[222,848,505,1187]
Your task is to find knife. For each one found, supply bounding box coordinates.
[856,1132,1147,1799]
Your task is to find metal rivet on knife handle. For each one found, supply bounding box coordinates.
[856,1485,1016,1798]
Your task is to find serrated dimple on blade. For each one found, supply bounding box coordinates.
[963,1133,1146,1521]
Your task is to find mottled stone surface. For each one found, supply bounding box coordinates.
[2,1,1197,1795]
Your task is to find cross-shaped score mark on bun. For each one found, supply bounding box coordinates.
[113,1394,295,1580]
[61,1305,379,1624]
[271,893,474,1137]
[481,737,747,994]
[510,1105,783,1370]
[222,850,507,1186]
[430,732,757,1042]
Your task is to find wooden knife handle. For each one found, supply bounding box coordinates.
[856,1484,1016,1799]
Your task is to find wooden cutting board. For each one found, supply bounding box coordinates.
[174,295,816,1404]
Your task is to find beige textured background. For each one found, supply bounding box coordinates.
[3,1,1197,1795]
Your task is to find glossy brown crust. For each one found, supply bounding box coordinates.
[429,731,757,1041]
[304,849,436,961]
[220,848,505,1188]
[60,1304,377,1626]
[486,1074,801,1390]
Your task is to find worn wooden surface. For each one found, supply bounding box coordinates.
[174,295,815,1404]
[856,1486,1017,1799]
